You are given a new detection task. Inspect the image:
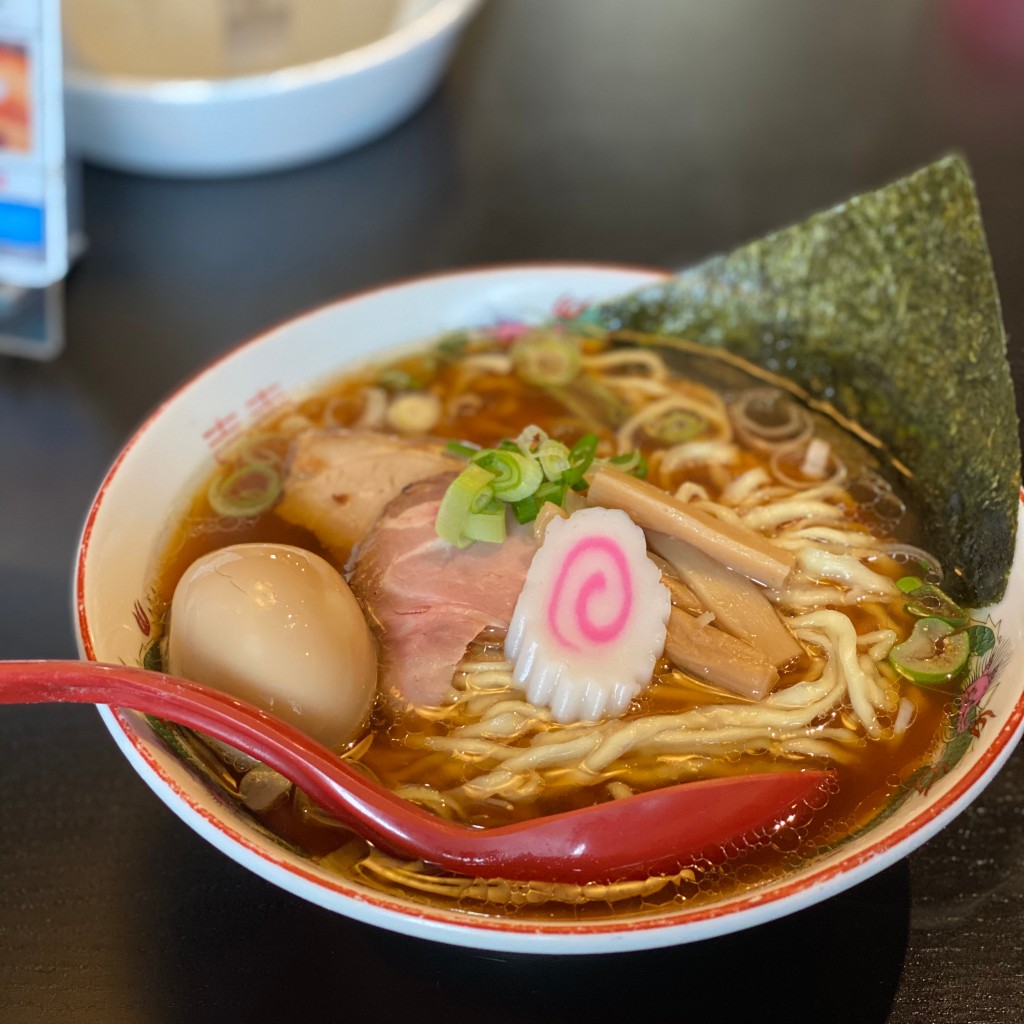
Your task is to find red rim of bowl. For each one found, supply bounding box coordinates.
[75,263,1024,946]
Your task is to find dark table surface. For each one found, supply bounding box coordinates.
[3,2,1023,1021]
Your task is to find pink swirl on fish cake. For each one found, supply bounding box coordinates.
[547,536,633,651]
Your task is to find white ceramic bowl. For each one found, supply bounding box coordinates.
[74,264,1024,953]
[63,0,483,177]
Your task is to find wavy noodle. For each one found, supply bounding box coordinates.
[341,846,695,906]
[601,378,673,403]
[673,481,710,503]
[347,435,929,820]
[660,440,741,473]
[458,353,514,375]
[719,467,772,506]
[740,498,847,532]
[582,349,669,378]
[772,525,881,555]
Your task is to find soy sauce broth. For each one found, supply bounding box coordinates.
[146,332,967,920]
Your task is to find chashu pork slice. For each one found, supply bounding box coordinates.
[276,430,457,560]
[349,474,538,709]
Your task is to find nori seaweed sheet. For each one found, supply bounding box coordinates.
[597,155,1020,607]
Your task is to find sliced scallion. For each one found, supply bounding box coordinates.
[436,332,470,357]
[435,423,644,544]
[562,434,599,489]
[646,407,706,444]
[889,617,971,685]
[435,463,500,547]
[510,331,582,386]
[604,449,648,478]
[207,463,282,518]
[896,577,968,626]
[512,480,566,524]
[376,368,423,392]
[446,441,481,458]
[462,500,508,543]
[472,449,543,502]
[537,438,572,481]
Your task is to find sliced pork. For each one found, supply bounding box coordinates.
[276,430,457,559]
[349,474,537,709]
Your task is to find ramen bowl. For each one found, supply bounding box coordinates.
[74,264,1024,953]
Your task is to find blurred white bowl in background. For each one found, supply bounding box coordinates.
[62,0,483,177]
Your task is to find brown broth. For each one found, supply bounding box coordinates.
[147,333,966,920]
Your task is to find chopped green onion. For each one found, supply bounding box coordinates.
[462,500,508,543]
[435,463,501,547]
[472,449,543,502]
[446,441,481,458]
[386,392,442,435]
[511,331,582,386]
[435,423,643,542]
[376,369,423,392]
[512,424,547,455]
[646,408,706,444]
[604,449,648,478]
[538,478,568,503]
[436,332,470,357]
[889,617,971,685]
[510,497,539,525]
[207,463,282,518]
[569,433,598,457]
[562,434,599,488]
[897,577,968,626]
[537,438,572,481]
[512,480,567,524]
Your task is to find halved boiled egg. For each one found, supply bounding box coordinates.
[166,542,377,749]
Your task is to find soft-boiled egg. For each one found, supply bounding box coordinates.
[167,542,377,750]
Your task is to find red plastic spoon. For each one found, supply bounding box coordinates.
[0,660,832,884]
